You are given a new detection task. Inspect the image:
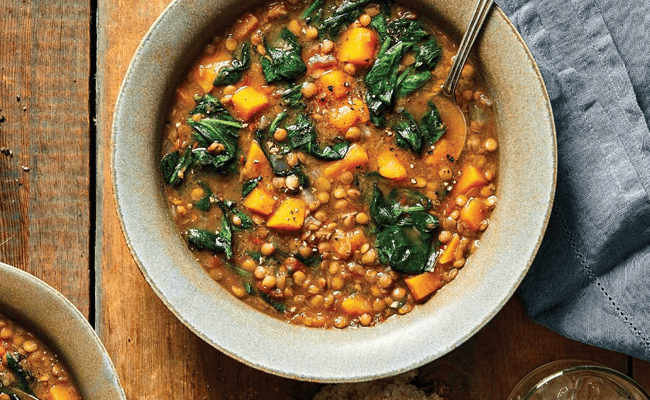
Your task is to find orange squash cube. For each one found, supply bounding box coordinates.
[49,385,77,400]
[377,151,407,181]
[232,86,270,120]
[328,105,359,133]
[452,164,488,196]
[439,234,460,265]
[337,28,378,66]
[242,141,272,179]
[323,144,369,179]
[341,294,373,316]
[350,98,370,123]
[266,198,307,231]
[459,197,487,230]
[405,272,443,301]
[319,69,352,99]
[243,186,276,216]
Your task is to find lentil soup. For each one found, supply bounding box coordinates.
[0,314,80,400]
[161,0,498,328]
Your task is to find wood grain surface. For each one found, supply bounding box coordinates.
[0,0,645,398]
[0,0,91,317]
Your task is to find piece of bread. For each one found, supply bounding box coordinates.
[313,370,443,400]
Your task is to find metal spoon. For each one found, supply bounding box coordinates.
[432,0,494,160]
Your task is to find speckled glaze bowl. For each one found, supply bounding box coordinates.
[0,263,127,399]
[112,0,556,382]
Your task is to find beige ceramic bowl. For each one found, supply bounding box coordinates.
[0,263,127,399]
[113,0,556,382]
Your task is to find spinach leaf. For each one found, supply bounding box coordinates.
[244,282,255,294]
[191,148,235,173]
[187,228,230,254]
[260,293,287,313]
[269,111,289,133]
[376,225,432,274]
[369,185,439,274]
[161,151,180,184]
[162,145,193,187]
[365,40,406,126]
[281,84,305,109]
[214,42,251,86]
[254,120,311,187]
[393,111,423,153]
[286,114,316,149]
[414,37,442,70]
[302,0,325,24]
[369,14,388,42]
[295,253,322,268]
[225,261,253,277]
[391,102,446,155]
[311,141,350,160]
[6,353,33,395]
[386,18,428,47]
[242,177,261,197]
[420,101,447,148]
[285,114,349,160]
[396,69,431,98]
[261,29,307,83]
[220,200,254,230]
[187,112,241,172]
[193,181,213,211]
[189,93,228,116]
[320,0,373,38]
[186,200,248,259]
[218,216,233,259]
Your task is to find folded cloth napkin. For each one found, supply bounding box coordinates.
[496,0,650,361]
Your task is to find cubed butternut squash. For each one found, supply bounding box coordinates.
[425,139,452,166]
[323,144,369,179]
[193,51,232,93]
[459,197,487,230]
[49,385,76,400]
[331,229,366,259]
[337,28,378,66]
[341,294,373,316]
[328,105,359,133]
[232,86,270,120]
[243,186,276,216]
[405,272,444,302]
[266,198,307,231]
[350,98,370,123]
[452,164,488,196]
[194,66,218,93]
[439,234,460,265]
[319,69,351,99]
[377,151,407,181]
[242,140,272,178]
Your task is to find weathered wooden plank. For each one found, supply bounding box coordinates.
[0,0,91,316]
[421,296,629,398]
[633,359,650,393]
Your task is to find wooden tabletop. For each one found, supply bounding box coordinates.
[1,0,648,398]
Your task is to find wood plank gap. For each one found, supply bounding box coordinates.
[88,0,99,329]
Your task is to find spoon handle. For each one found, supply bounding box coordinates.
[441,0,494,97]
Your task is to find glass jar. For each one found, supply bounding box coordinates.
[508,360,650,400]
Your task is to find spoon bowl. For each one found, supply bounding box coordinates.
[434,0,494,160]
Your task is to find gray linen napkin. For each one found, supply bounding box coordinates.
[496,0,650,360]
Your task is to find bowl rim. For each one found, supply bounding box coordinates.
[111,0,557,382]
[0,262,127,399]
